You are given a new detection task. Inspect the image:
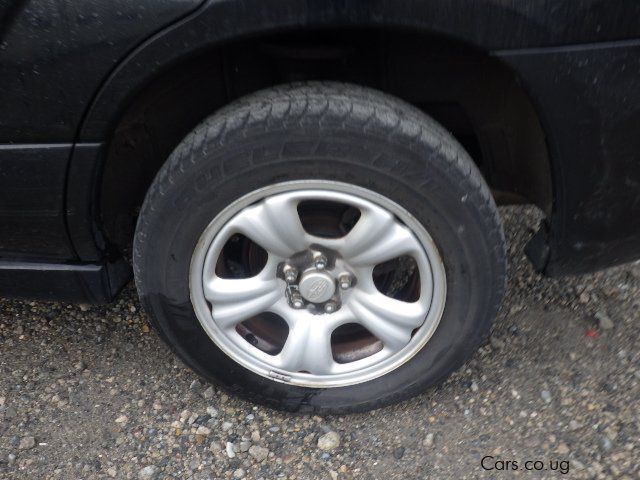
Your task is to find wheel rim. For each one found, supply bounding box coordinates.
[189,181,446,388]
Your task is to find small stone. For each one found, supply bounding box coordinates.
[556,442,570,455]
[239,441,251,452]
[541,390,552,404]
[18,437,35,450]
[141,324,150,333]
[317,431,341,451]
[138,465,157,479]
[74,361,86,371]
[579,292,589,304]
[79,304,90,312]
[568,420,582,431]
[470,381,479,392]
[248,445,269,462]
[393,446,405,459]
[423,433,435,448]
[268,426,280,433]
[595,311,614,330]
[226,442,236,458]
[195,425,211,435]
[222,421,233,431]
[233,468,245,479]
[329,471,339,480]
[7,453,16,465]
[107,467,117,477]
[601,436,613,452]
[490,336,505,350]
[250,430,261,442]
[115,415,128,424]
[203,386,214,399]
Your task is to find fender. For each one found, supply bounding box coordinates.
[69,0,640,277]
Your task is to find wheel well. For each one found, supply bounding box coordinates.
[100,28,552,253]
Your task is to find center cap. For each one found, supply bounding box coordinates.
[298,270,336,304]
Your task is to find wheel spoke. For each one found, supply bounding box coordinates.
[277,320,335,375]
[348,290,428,352]
[341,206,420,266]
[226,194,308,257]
[204,276,282,329]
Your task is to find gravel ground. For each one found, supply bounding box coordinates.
[1,205,639,479]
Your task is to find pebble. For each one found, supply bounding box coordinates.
[317,431,341,451]
[115,415,128,424]
[393,446,405,459]
[233,468,245,479]
[248,445,269,462]
[541,389,552,403]
[423,433,435,449]
[595,310,614,330]
[601,436,613,452]
[470,381,479,392]
[18,436,35,450]
[202,386,214,399]
[138,465,157,479]
[250,430,261,442]
[226,442,236,458]
[568,420,582,431]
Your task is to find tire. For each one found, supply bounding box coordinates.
[133,82,506,414]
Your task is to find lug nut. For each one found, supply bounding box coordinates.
[324,301,338,313]
[291,294,305,309]
[338,273,353,290]
[313,253,328,270]
[283,265,298,283]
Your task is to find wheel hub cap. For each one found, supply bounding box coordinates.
[298,270,336,303]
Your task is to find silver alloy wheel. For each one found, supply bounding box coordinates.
[189,181,446,388]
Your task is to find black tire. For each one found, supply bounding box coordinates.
[133,82,506,414]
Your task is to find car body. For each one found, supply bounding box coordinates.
[1,0,639,302]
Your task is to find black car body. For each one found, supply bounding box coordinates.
[1,0,639,303]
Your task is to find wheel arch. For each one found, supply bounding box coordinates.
[68,3,555,260]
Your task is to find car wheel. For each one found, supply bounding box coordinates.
[133,82,506,413]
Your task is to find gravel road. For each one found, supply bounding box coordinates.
[1,206,639,479]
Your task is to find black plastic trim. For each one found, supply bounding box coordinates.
[0,258,131,303]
